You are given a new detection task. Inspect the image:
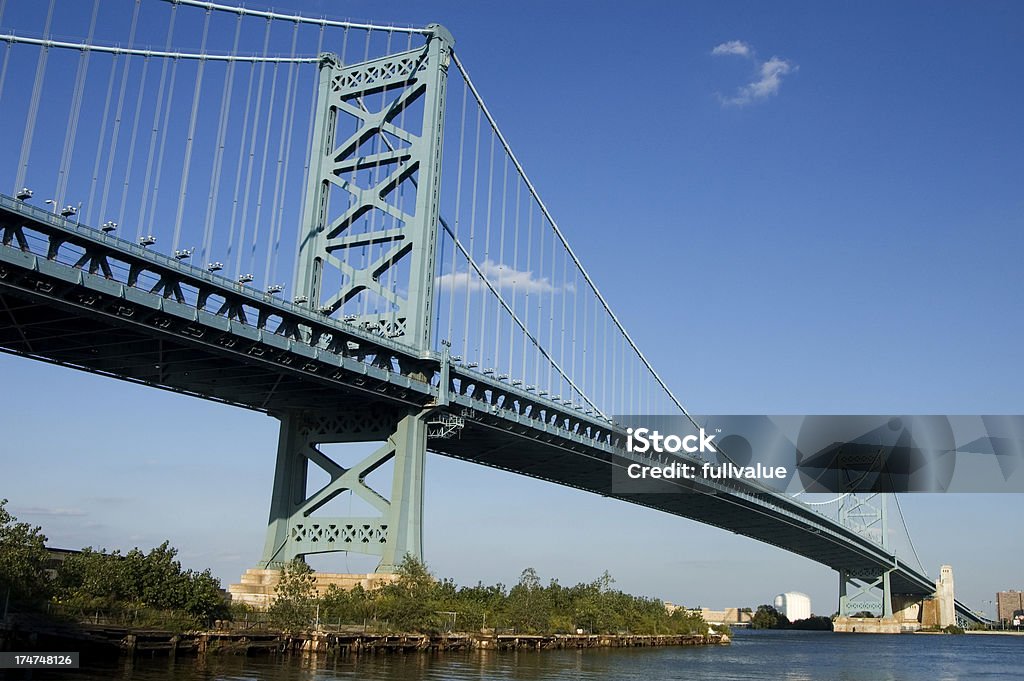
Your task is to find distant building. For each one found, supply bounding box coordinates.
[663,603,752,626]
[774,592,811,622]
[43,547,81,580]
[996,590,1024,624]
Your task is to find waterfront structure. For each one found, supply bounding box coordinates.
[774,592,811,622]
[0,0,986,628]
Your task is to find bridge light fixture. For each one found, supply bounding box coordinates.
[318,305,333,314]
[293,295,309,304]
[483,367,495,375]
[267,284,284,295]
[551,396,561,403]
[498,373,509,380]
[60,205,77,218]
[343,314,357,322]
[512,379,522,386]
[238,273,254,284]
[539,390,548,396]
[525,385,535,391]
[207,262,223,272]
[174,248,193,260]
[101,221,117,232]
[467,361,479,368]
[15,188,33,201]
[139,235,157,247]
[451,355,463,362]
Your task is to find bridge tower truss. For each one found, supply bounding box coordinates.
[260,25,453,572]
[837,493,894,618]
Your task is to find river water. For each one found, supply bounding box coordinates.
[20,630,1024,680]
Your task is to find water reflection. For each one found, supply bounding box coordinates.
[33,630,1024,681]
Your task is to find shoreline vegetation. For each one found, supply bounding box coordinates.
[1,502,729,657]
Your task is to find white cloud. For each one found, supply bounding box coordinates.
[723,56,795,106]
[437,259,570,295]
[15,506,87,517]
[712,40,796,107]
[711,40,752,58]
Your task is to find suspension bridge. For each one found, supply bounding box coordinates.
[0,0,985,627]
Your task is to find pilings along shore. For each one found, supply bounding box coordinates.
[1,621,729,658]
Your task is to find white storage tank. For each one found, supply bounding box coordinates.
[774,592,811,622]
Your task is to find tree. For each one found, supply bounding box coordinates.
[269,559,317,632]
[0,499,51,609]
[508,568,547,632]
[377,554,437,632]
[54,541,228,626]
[751,604,789,629]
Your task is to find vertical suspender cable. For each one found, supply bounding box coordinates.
[507,176,521,374]
[143,52,180,238]
[171,8,212,250]
[133,4,178,237]
[547,213,556,393]
[117,55,149,231]
[453,53,698,424]
[580,269,589,406]
[201,13,243,266]
[533,202,544,389]
[0,40,10,108]
[266,25,303,290]
[234,19,272,275]
[227,55,261,268]
[445,81,468,351]
[264,20,300,288]
[559,246,568,400]
[101,0,141,226]
[0,2,8,116]
[54,0,100,208]
[292,22,326,295]
[0,0,6,110]
[598,311,606,411]
[339,23,349,65]
[522,199,533,384]
[85,52,119,226]
[14,0,56,191]
[477,132,494,365]
[247,50,281,275]
[462,106,481,361]
[493,154,508,369]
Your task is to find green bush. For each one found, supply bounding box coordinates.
[0,499,51,608]
[54,541,229,626]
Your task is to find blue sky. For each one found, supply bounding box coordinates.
[1,0,1022,617]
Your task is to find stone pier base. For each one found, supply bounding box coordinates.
[833,616,903,634]
[228,568,399,608]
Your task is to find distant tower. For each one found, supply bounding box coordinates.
[936,565,955,627]
[774,592,812,621]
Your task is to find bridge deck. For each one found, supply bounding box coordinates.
[0,197,981,622]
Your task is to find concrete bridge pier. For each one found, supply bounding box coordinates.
[834,564,956,633]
